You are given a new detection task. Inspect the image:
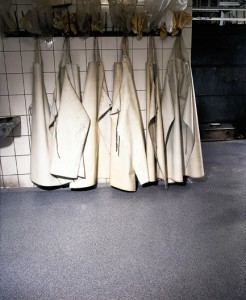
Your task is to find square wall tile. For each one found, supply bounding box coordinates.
[54,37,65,51]
[23,73,33,95]
[70,50,87,72]
[39,38,54,51]
[44,73,56,94]
[3,175,19,188]
[9,95,27,115]
[133,37,147,49]
[0,96,10,116]
[14,136,30,155]
[153,37,163,49]
[5,52,22,73]
[18,174,33,187]
[13,115,29,137]
[85,38,95,50]
[0,137,15,156]
[0,52,5,74]
[0,74,8,95]
[104,71,114,92]
[16,155,30,174]
[3,38,20,51]
[133,70,145,91]
[80,71,87,93]
[21,51,35,73]
[1,156,17,175]
[133,49,146,70]
[20,37,35,51]
[101,50,117,71]
[7,74,24,95]
[0,176,3,188]
[41,51,55,72]
[163,36,176,49]
[101,37,117,50]
[137,90,146,111]
[70,37,86,50]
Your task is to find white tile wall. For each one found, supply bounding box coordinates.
[3,38,20,51]
[0,52,5,73]
[0,74,8,95]
[16,155,30,174]
[0,6,192,188]
[0,137,15,156]
[0,96,11,116]
[21,51,35,73]
[7,74,25,95]
[5,52,22,73]
[9,95,26,115]
[1,156,17,175]
[14,136,30,155]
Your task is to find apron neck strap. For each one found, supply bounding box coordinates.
[64,37,72,64]
[121,36,129,58]
[147,36,157,64]
[58,38,71,70]
[94,37,101,62]
[35,38,41,64]
[173,33,189,63]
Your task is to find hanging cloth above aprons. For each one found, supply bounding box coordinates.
[50,38,90,179]
[30,39,65,187]
[110,37,149,192]
[146,36,167,186]
[161,34,204,183]
[70,38,112,188]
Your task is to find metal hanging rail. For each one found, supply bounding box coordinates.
[192,6,246,22]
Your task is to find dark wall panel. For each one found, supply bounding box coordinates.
[192,67,246,95]
[191,24,246,136]
[196,95,246,123]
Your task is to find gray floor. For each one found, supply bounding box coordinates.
[0,141,246,300]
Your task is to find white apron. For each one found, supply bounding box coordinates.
[110,38,149,192]
[70,39,112,188]
[30,41,64,187]
[50,39,90,179]
[161,34,204,183]
[97,59,112,179]
[146,37,166,185]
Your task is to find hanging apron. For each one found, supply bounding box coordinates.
[161,34,204,183]
[70,38,112,188]
[30,40,64,187]
[110,37,149,192]
[146,36,167,186]
[50,39,90,179]
[97,45,112,179]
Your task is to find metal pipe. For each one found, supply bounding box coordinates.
[192,8,246,11]
[193,17,246,21]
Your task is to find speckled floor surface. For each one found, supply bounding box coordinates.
[0,140,246,300]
